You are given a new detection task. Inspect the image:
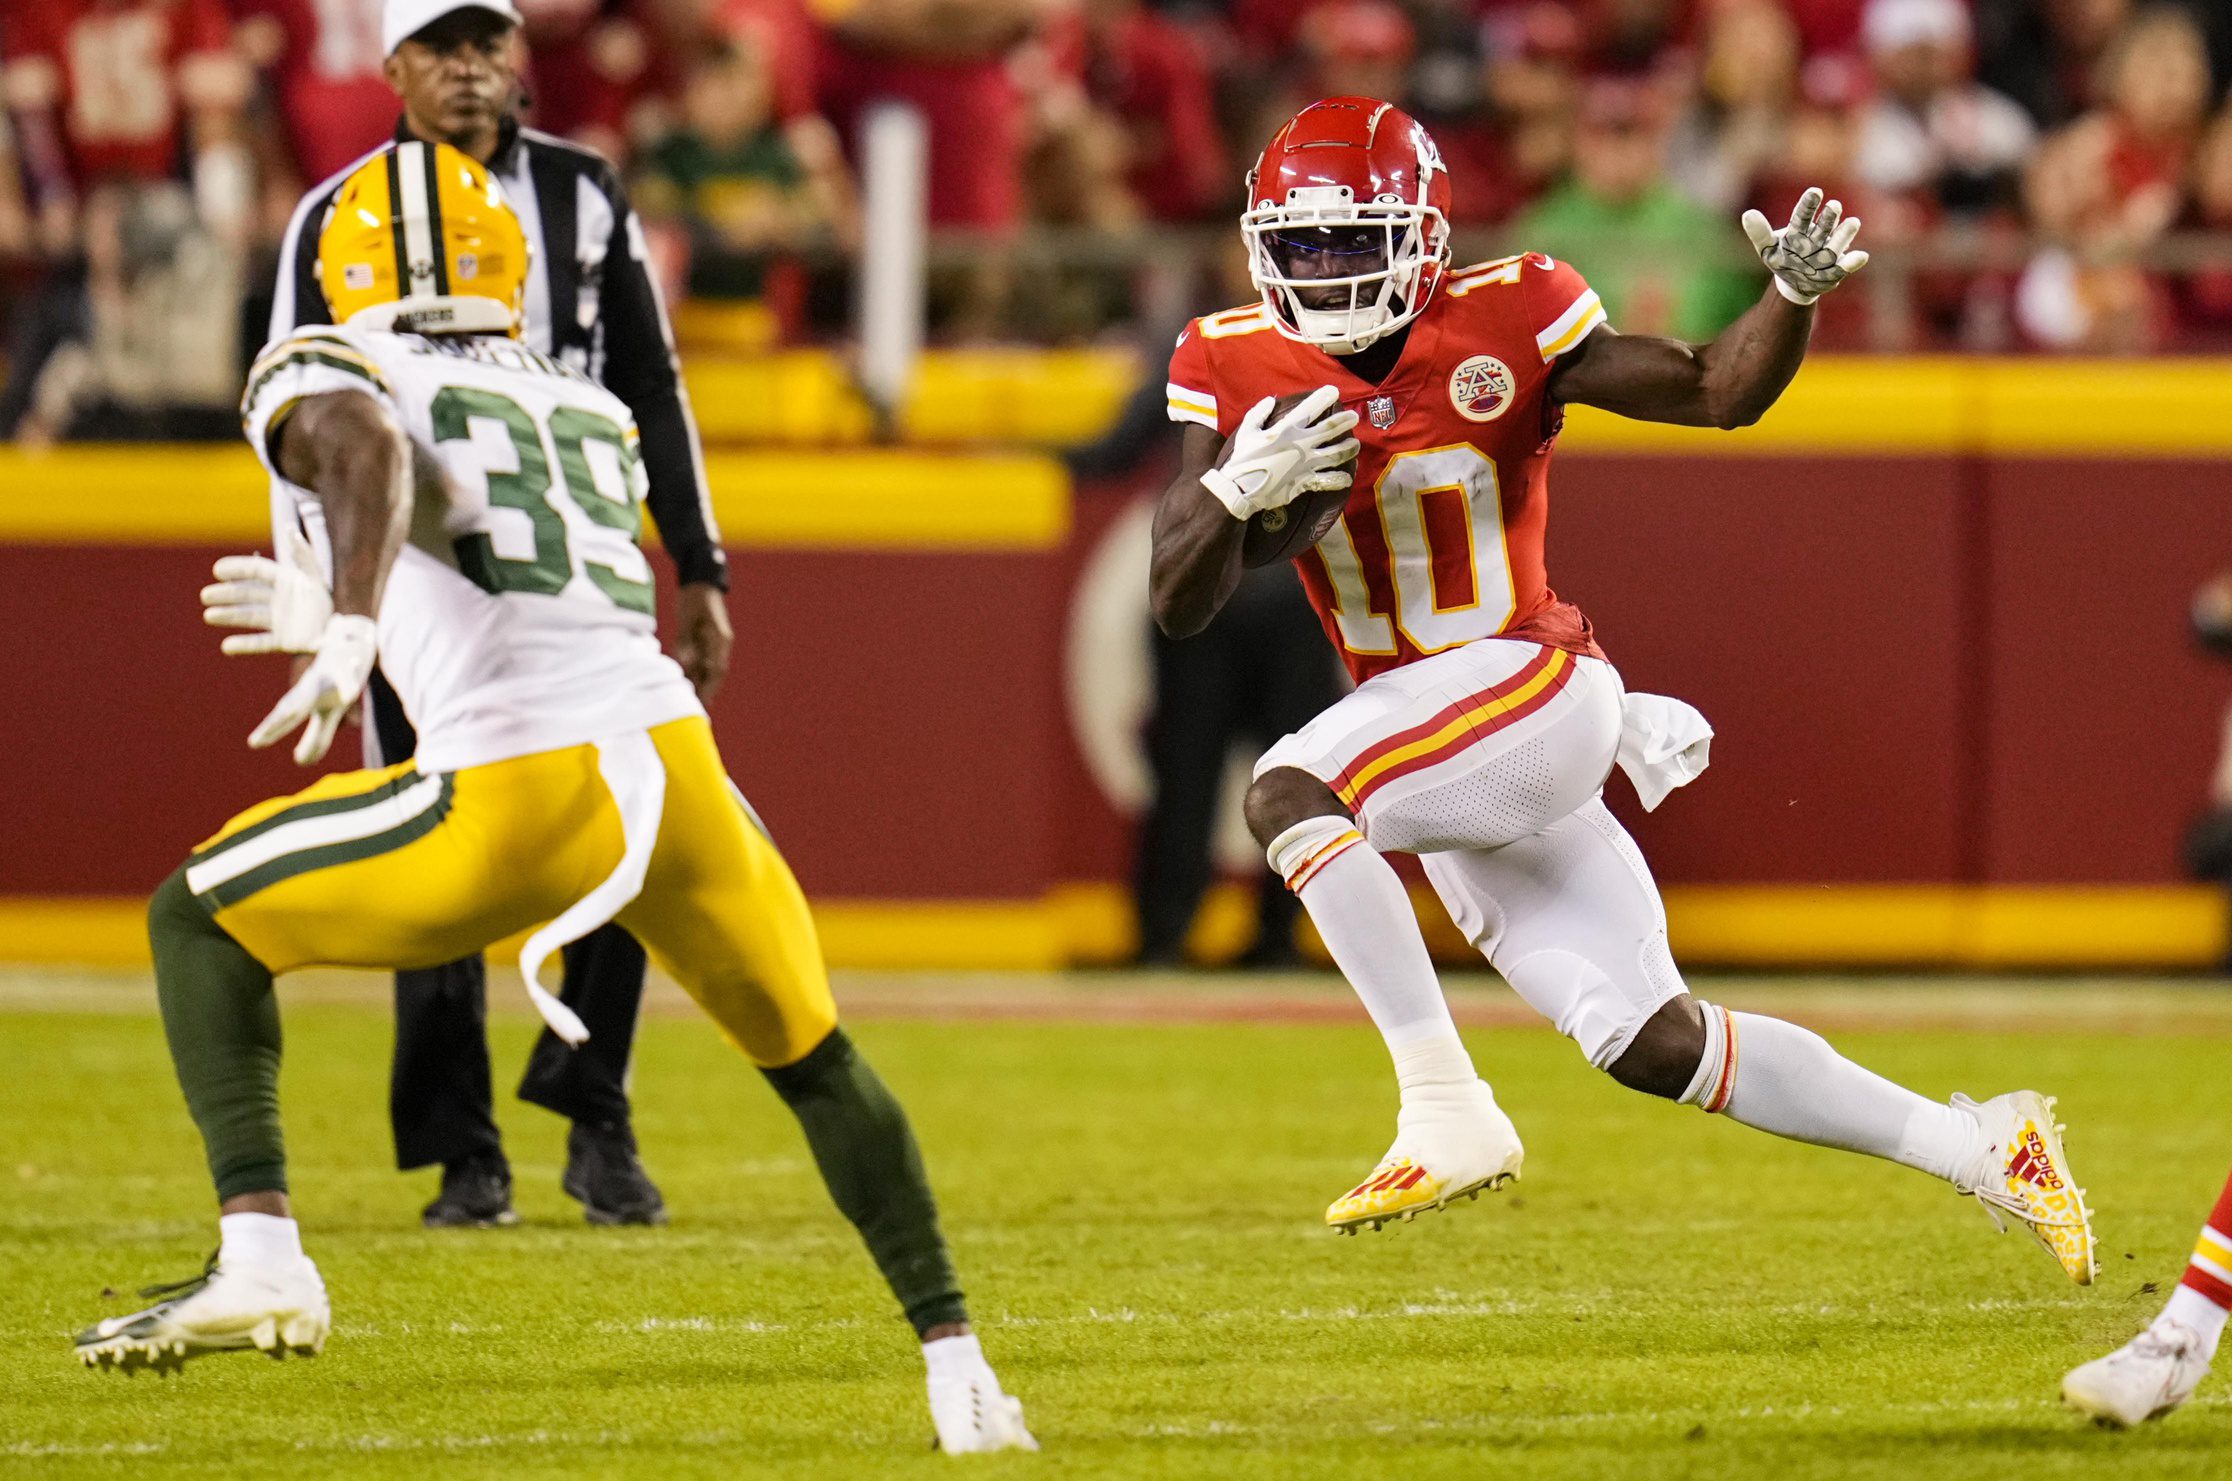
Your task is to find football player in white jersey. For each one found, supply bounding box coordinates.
[73,140,1034,1455]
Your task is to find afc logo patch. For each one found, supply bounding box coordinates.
[1449,355,1514,422]
[1366,394,1397,429]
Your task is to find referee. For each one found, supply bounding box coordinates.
[267,0,731,1228]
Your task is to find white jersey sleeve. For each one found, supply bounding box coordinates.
[241,327,399,476]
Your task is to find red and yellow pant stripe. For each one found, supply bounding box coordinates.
[1332,645,1576,812]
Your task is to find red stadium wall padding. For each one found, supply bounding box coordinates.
[5,449,2230,912]
[1549,455,1972,884]
[1977,460,2232,885]
[709,550,1064,898]
[0,544,1065,902]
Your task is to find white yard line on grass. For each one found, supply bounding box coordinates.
[8,965,2232,1036]
[15,1391,2231,1460]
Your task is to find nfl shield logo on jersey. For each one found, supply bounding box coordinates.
[1448,355,1514,422]
[1367,394,1397,429]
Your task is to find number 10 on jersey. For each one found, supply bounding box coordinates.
[1313,443,1515,657]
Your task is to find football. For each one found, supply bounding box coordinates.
[1236,392,1359,568]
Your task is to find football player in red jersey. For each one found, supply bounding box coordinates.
[1152,97,2096,1283]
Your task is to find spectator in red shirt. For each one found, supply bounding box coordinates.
[2181,102,2232,341]
[1046,0,1224,223]
[815,0,1043,231]
[513,0,650,161]
[2014,6,2211,355]
[2097,3,2213,201]
[233,0,395,184]
[601,0,825,147]
[1,0,253,242]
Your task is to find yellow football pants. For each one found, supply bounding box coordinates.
[179,716,837,1067]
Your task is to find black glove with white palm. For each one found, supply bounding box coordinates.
[1742,187,1870,305]
[1201,384,1361,521]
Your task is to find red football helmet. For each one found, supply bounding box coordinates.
[1242,97,1452,354]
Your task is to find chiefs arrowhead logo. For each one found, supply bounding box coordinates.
[1449,354,1514,423]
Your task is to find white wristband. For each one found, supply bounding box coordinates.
[1770,275,1818,307]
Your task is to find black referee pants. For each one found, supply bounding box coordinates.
[368,671,648,1171]
[1134,564,1346,962]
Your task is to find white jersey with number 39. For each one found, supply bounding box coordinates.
[242,324,702,772]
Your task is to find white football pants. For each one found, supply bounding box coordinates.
[1256,638,1689,1067]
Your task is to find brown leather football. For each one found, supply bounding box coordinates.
[1236,392,1359,569]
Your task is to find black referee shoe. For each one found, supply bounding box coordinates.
[421,1154,520,1229]
[563,1121,668,1226]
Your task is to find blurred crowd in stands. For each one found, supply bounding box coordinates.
[7,0,2232,440]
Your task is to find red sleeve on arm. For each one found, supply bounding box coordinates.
[1165,319,1224,432]
[1522,254,1610,362]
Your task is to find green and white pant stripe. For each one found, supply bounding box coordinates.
[184,771,455,911]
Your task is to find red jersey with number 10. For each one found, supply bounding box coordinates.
[1167,253,1610,683]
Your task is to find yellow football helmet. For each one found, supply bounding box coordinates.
[316,140,528,336]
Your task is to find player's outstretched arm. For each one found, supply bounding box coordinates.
[272,392,411,623]
[248,391,411,764]
[1149,423,1247,638]
[1549,188,1867,430]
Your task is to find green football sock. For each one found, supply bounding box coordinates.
[763,1028,968,1335]
[147,868,288,1202]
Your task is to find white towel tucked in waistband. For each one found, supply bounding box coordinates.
[517,730,668,1046]
[1615,692,1714,812]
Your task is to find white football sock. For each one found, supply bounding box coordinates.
[1267,817,1476,1097]
[1681,1005,1979,1182]
[922,1331,987,1374]
[2164,1285,2230,1360]
[218,1211,305,1269]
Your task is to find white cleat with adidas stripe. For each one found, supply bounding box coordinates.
[1953,1090,2096,1284]
[75,1255,329,1373]
[2063,1317,2212,1427]
[1326,1078,1524,1234]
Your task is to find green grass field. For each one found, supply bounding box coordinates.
[5,969,2231,1478]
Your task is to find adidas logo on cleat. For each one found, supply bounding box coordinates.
[2006,1130,2065,1191]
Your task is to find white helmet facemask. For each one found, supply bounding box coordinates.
[1243,185,1447,354]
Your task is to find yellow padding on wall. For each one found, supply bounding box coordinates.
[4,885,2220,971]
[680,347,1137,446]
[1562,357,2232,456]
[0,446,1070,550]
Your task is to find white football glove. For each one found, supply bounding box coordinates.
[1741,187,1870,305]
[1200,384,1361,521]
[249,613,377,765]
[200,542,332,655]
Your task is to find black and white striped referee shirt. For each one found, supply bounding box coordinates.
[268,116,727,590]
